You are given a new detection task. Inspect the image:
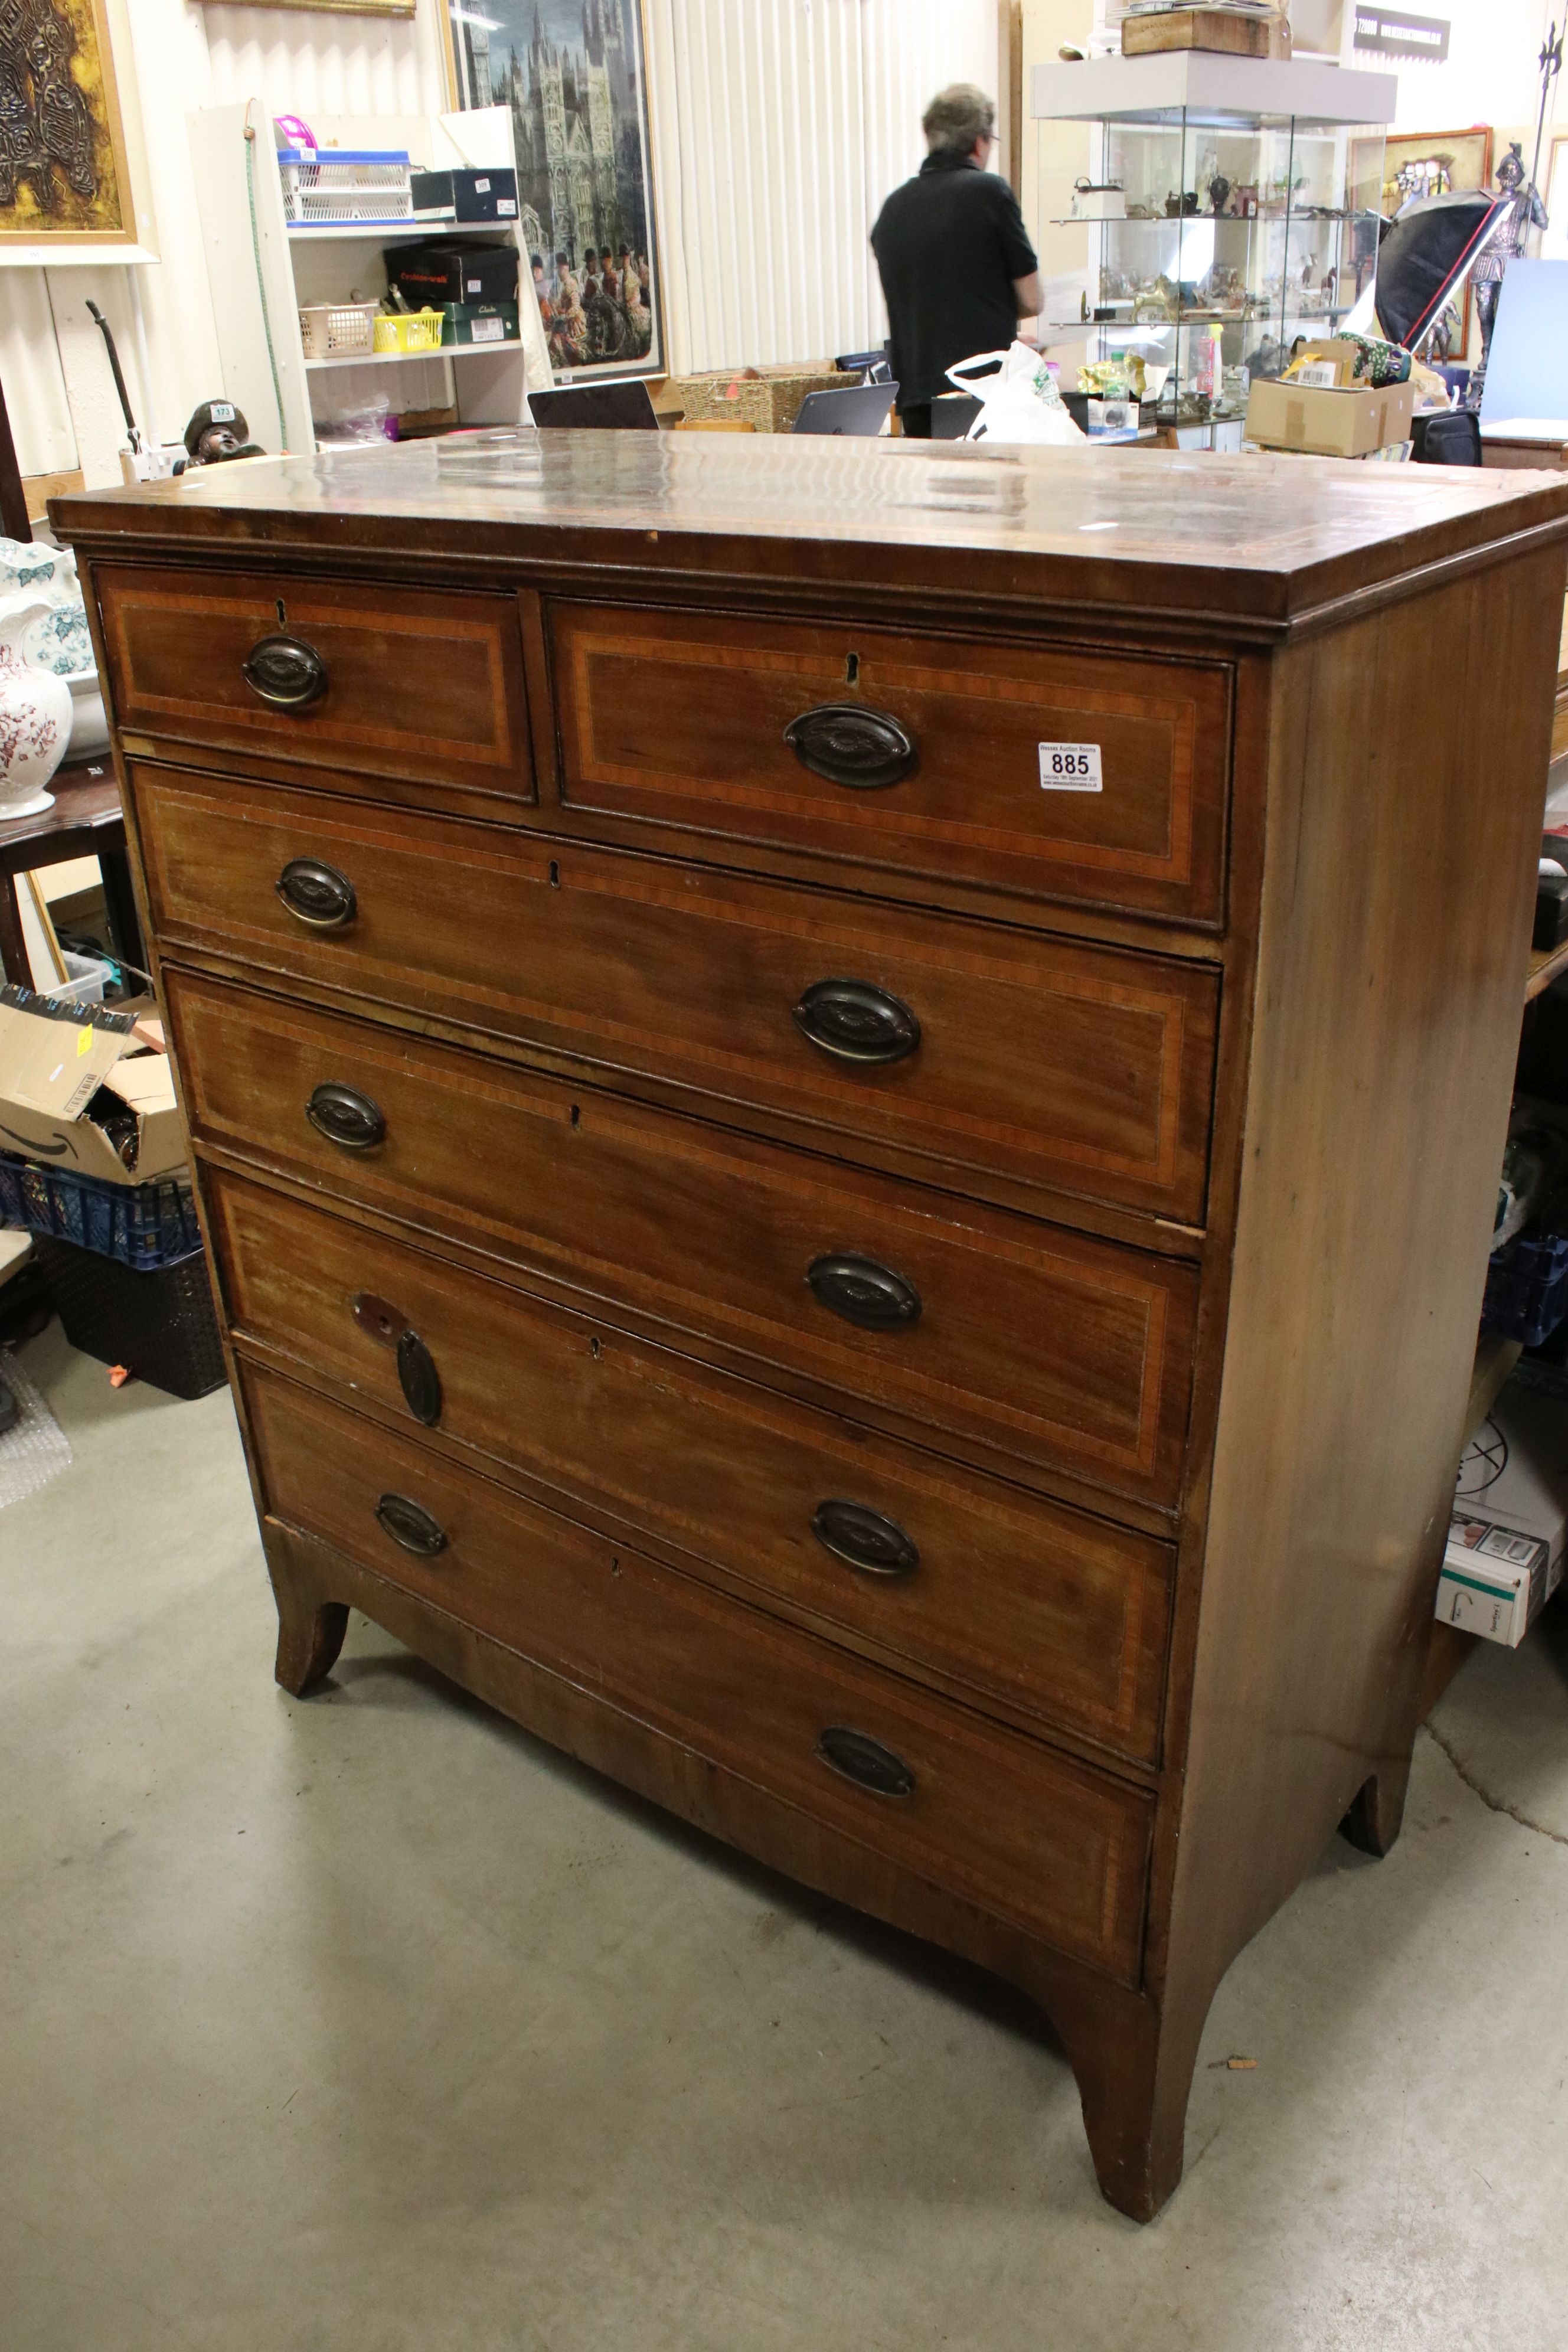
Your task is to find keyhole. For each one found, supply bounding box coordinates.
[590,1335,601,1360]
[276,597,286,626]
[845,651,860,686]
[569,1103,580,1129]
[548,860,560,888]
[609,1555,622,1578]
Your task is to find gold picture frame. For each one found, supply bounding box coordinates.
[1349,128,1494,360]
[1542,132,1568,262]
[0,0,138,249]
[190,0,416,14]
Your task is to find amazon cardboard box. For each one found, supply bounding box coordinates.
[1244,374,1415,459]
[0,995,184,1184]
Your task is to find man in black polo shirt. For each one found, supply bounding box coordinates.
[871,85,1043,438]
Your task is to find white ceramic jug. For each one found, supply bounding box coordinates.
[0,593,72,822]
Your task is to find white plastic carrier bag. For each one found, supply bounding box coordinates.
[945,342,1084,446]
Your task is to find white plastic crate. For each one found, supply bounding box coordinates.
[298,300,379,360]
[278,147,413,228]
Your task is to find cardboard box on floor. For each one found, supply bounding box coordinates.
[1440,1367,1568,1645]
[1245,374,1415,459]
[0,997,184,1184]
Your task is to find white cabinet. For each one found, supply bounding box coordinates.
[185,100,552,456]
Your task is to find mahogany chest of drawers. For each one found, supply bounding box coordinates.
[58,436,1568,2218]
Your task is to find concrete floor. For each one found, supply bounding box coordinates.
[4,1320,1568,2352]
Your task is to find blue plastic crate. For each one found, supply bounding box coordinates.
[1483,1229,1568,1348]
[0,1151,201,1271]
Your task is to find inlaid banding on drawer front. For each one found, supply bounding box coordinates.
[547,603,1231,925]
[95,566,533,805]
[242,1363,1157,1982]
[209,1172,1175,1760]
[170,975,1197,1506]
[130,767,1220,1224]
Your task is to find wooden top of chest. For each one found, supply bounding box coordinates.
[55,431,1568,635]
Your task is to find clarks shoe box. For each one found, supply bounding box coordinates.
[1440,1368,1568,1645]
[0,998,184,1184]
[1245,375,1415,458]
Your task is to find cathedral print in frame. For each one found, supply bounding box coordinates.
[446,0,661,380]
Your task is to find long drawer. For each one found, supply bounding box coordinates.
[242,1361,1156,1983]
[93,564,533,812]
[546,601,1232,926]
[210,1170,1174,1762]
[131,765,1219,1226]
[166,973,1197,1508]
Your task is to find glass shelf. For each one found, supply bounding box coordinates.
[1035,101,1387,407]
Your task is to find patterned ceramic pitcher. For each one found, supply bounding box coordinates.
[0,592,73,823]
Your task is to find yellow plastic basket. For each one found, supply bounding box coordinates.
[372,309,446,355]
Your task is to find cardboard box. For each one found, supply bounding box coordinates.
[0,995,184,1185]
[667,367,848,434]
[1440,1369,1568,1644]
[1122,6,1288,57]
[1244,374,1415,458]
[439,301,520,347]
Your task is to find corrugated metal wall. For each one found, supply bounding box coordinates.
[0,275,76,477]
[646,0,1002,375]
[200,3,443,120]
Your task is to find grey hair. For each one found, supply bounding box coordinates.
[922,83,996,158]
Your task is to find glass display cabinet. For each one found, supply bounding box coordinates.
[1031,56,1397,431]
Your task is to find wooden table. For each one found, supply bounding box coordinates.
[0,756,145,989]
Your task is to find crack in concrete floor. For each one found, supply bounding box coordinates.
[1421,1719,1568,1848]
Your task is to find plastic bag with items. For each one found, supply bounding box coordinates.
[945,342,1084,446]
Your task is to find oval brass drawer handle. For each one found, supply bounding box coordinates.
[792,978,920,1066]
[783,703,914,789]
[374,1491,448,1557]
[396,1330,443,1427]
[276,857,357,931]
[242,632,328,712]
[351,1292,443,1427]
[306,1082,386,1152]
[811,1498,919,1579]
[816,1724,916,1798]
[806,1252,922,1332]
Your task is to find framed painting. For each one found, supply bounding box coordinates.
[190,0,416,14]
[1350,128,1493,358]
[1541,133,1568,262]
[0,0,136,249]
[444,0,661,381]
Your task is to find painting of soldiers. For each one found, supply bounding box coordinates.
[447,0,660,380]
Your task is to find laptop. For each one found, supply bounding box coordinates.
[791,383,897,437]
[527,380,660,430]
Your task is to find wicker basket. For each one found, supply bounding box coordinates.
[298,300,379,361]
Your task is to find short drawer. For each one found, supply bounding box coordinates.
[243,1363,1156,1983]
[132,766,1219,1226]
[167,974,1197,1509]
[94,564,531,812]
[211,1171,1174,1762]
[548,602,1231,926]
